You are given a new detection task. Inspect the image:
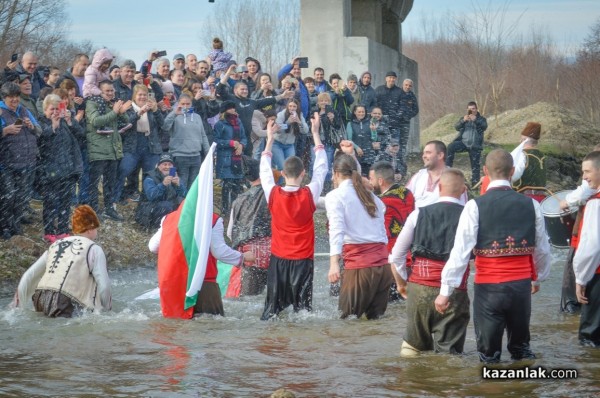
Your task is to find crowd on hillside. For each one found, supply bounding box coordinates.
[0,37,418,241]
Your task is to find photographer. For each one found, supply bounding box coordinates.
[445,101,488,186]
[135,153,186,229]
[272,99,309,173]
[327,73,354,126]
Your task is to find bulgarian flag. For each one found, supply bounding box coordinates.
[157,143,217,319]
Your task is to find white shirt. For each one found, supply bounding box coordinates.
[17,239,111,311]
[565,180,595,207]
[325,179,387,256]
[389,196,463,280]
[407,168,468,208]
[149,217,242,266]
[510,140,528,182]
[440,180,552,296]
[260,145,327,206]
[573,191,600,286]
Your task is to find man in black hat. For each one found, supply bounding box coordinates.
[135,153,187,228]
[375,72,419,176]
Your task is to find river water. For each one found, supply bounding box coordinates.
[1,248,599,397]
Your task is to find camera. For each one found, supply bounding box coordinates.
[14,118,23,126]
[11,53,18,62]
[467,109,473,115]
[155,50,167,57]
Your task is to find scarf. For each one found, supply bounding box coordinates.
[132,102,150,136]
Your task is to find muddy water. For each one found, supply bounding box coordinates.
[1,250,599,397]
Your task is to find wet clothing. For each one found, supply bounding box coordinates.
[17,236,111,317]
[572,192,600,345]
[441,180,552,362]
[406,168,468,208]
[339,264,393,319]
[405,283,470,353]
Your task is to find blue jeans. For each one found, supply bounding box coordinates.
[271,141,296,171]
[310,144,335,182]
[114,151,160,203]
[252,138,266,160]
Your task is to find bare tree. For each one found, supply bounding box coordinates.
[197,0,300,76]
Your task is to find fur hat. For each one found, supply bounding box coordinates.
[72,205,100,234]
[521,122,541,140]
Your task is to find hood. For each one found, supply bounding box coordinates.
[359,71,372,88]
[91,48,114,69]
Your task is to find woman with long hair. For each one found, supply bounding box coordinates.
[325,153,392,319]
[272,99,308,173]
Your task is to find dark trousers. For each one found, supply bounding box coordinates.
[114,151,159,203]
[261,255,314,320]
[89,159,118,213]
[404,283,470,353]
[473,279,534,363]
[42,177,76,235]
[173,155,201,192]
[76,147,91,204]
[0,166,33,232]
[338,264,393,320]
[579,273,600,345]
[221,178,244,216]
[193,282,224,316]
[561,247,581,313]
[389,121,410,175]
[446,141,482,185]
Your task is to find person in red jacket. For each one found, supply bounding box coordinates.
[259,114,327,320]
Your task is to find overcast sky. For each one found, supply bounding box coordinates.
[66,0,599,67]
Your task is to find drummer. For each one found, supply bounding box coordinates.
[511,122,548,202]
[558,143,600,314]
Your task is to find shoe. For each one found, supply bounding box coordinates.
[104,207,124,222]
[129,192,141,202]
[562,302,581,314]
[43,234,57,244]
[579,339,600,348]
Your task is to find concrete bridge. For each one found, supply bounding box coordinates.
[300,0,420,153]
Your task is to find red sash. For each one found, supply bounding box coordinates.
[342,242,388,270]
[474,255,533,284]
[409,256,469,290]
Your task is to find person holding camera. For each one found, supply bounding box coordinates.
[272,99,309,175]
[327,73,354,126]
[135,153,186,229]
[445,101,488,187]
[0,82,42,239]
[37,94,84,243]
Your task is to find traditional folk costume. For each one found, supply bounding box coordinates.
[325,179,392,319]
[511,122,548,202]
[572,190,600,346]
[560,181,596,313]
[406,168,468,208]
[378,183,415,253]
[390,197,469,354]
[226,184,272,297]
[441,180,552,362]
[259,144,327,320]
[149,213,243,317]
[16,206,111,317]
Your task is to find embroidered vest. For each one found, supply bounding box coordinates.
[379,184,415,253]
[513,148,546,192]
[36,237,99,310]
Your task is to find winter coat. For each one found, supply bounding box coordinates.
[85,96,127,161]
[358,72,377,112]
[38,116,83,181]
[214,116,248,179]
[83,49,114,98]
[328,87,355,126]
[56,69,84,98]
[113,77,164,102]
[375,85,419,123]
[15,63,48,100]
[191,97,220,144]
[453,112,488,150]
[163,110,210,159]
[0,101,41,169]
[207,49,233,75]
[277,63,311,119]
[121,108,164,155]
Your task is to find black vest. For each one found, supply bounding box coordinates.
[412,201,464,261]
[230,185,272,248]
[474,187,536,256]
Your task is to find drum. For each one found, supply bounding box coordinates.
[540,190,578,249]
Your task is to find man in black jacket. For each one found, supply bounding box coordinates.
[445,101,488,186]
[375,72,419,176]
[56,53,89,98]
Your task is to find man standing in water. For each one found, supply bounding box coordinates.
[436,149,552,363]
[572,150,600,347]
[13,205,112,317]
[390,169,470,356]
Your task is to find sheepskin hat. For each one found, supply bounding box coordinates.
[72,205,100,234]
[521,122,541,140]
